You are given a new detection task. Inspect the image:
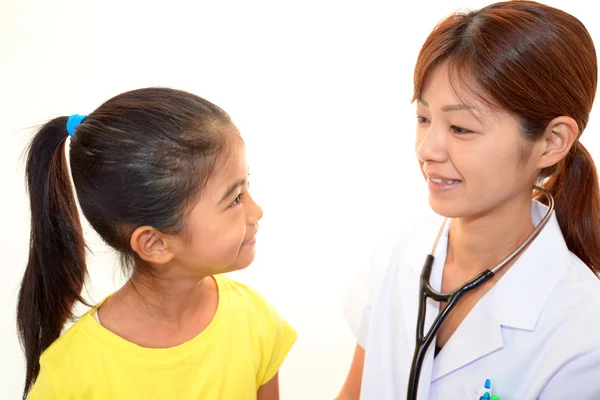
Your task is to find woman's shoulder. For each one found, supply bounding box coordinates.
[345,211,445,299]
[554,254,600,309]
[370,211,445,271]
[538,254,600,342]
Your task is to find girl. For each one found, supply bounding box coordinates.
[338,1,600,399]
[17,88,296,399]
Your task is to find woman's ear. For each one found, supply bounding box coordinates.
[537,116,579,169]
[130,226,175,264]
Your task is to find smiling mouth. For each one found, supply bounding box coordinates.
[429,178,461,184]
[243,236,256,245]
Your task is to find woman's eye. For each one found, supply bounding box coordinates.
[450,125,474,135]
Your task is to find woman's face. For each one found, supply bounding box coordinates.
[415,64,541,219]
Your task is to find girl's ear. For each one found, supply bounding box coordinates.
[130,226,175,264]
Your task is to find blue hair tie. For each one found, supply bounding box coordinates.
[66,114,87,137]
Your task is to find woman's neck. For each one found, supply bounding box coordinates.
[446,196,535,277]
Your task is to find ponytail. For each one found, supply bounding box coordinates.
[17,117,89,398]
[539,142,600,276]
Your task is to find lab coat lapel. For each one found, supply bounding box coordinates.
[431,295,503,381]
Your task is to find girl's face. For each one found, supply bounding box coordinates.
[415,64,541,219]
[169,136,263,276]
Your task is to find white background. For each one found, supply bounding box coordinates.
[1,1,598,399]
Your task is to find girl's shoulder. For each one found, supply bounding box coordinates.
[37,301,105,368]
[213,274,276,317]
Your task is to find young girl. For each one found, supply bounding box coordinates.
[339,1,600,399]
[17,88,296,399]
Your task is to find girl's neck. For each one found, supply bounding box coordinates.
[98,270,219,348]
[124,272,212,324]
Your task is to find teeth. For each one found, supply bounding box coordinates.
[431,178,459,184]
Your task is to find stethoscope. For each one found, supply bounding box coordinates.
[406,187,555,400]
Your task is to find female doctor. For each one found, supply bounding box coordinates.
[338,1,600,399]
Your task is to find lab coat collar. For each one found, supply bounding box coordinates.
[403,200,571,382]
[490,200,570,330]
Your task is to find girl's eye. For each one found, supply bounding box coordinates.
[231,193,244,207]
[416,115,429,124]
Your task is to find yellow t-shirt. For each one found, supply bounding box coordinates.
[28,275,297,399]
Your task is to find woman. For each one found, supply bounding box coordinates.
[339,1,600,398]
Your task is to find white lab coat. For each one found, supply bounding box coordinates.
[342,200,600,399]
